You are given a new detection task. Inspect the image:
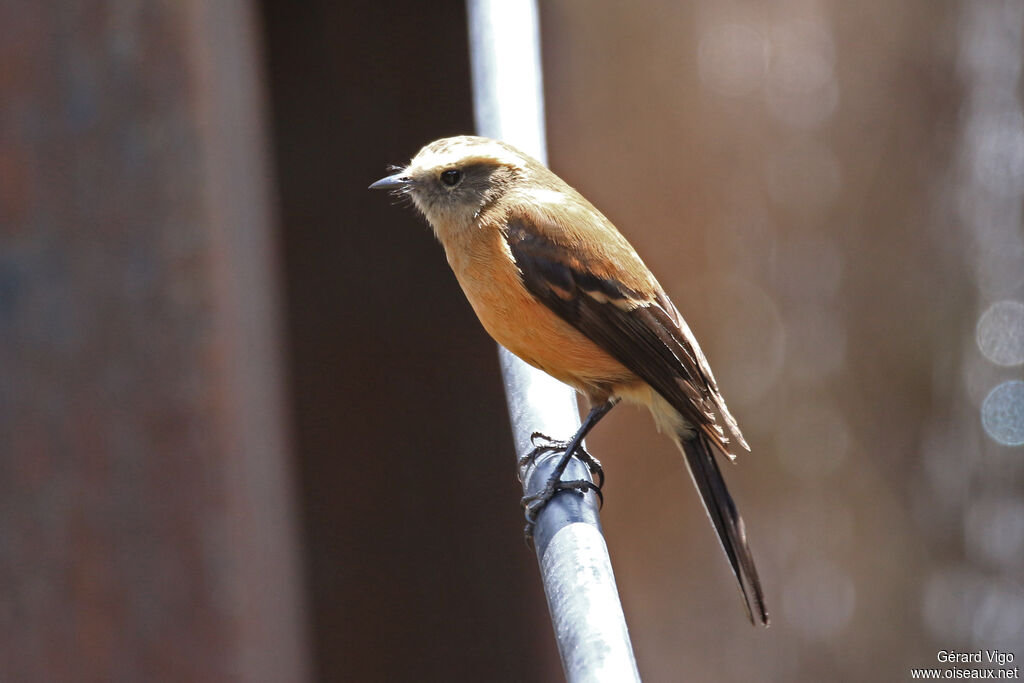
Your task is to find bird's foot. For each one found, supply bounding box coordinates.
[519,431,604,488]
[521,475,603,544]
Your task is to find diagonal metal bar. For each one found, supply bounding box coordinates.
[466,2,642,681]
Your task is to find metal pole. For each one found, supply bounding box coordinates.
[466,2,642,681]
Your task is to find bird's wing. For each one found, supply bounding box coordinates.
[504,214,748,456]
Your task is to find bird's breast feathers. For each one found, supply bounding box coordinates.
[441,214,636,395]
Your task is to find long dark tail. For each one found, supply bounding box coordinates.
[678,431,769,626]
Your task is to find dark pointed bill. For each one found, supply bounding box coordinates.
[368,172,410,190]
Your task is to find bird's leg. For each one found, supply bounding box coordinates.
[521,398,619,540]
[519,432,605,488]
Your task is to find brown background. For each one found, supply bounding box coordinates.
[2,1,1022,682]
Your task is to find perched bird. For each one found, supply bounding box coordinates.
[370,136,768,626]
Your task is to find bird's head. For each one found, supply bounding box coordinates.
[370,136,545,241]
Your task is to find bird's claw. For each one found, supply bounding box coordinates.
[521,477,603,545]
[519,431,604,489]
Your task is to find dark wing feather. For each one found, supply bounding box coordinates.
[505,216,746,455]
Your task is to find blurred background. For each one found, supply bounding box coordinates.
[2,1,1023,681]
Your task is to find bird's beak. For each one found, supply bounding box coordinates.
[368,171,411,190]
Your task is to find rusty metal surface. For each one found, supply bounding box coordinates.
[0,2,308,681]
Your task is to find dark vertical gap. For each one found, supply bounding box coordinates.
[256,3,557,681]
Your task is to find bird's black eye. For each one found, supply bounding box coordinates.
[440,169,463,187]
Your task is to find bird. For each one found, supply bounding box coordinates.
[370,135,768,626]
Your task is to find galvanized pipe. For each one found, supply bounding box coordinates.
[466,2,642,681]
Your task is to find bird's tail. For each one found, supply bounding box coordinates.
[677,430,769,626]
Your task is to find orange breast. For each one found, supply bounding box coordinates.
[442,227,635,397]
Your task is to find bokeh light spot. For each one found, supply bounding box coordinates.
[976,300,1024,366]
[924,571,1024,648]
[768,20,835,94]
[765,20,838,128]
[971,581,1024,646]
[981,380,1024,446]
[697,23,769,97]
